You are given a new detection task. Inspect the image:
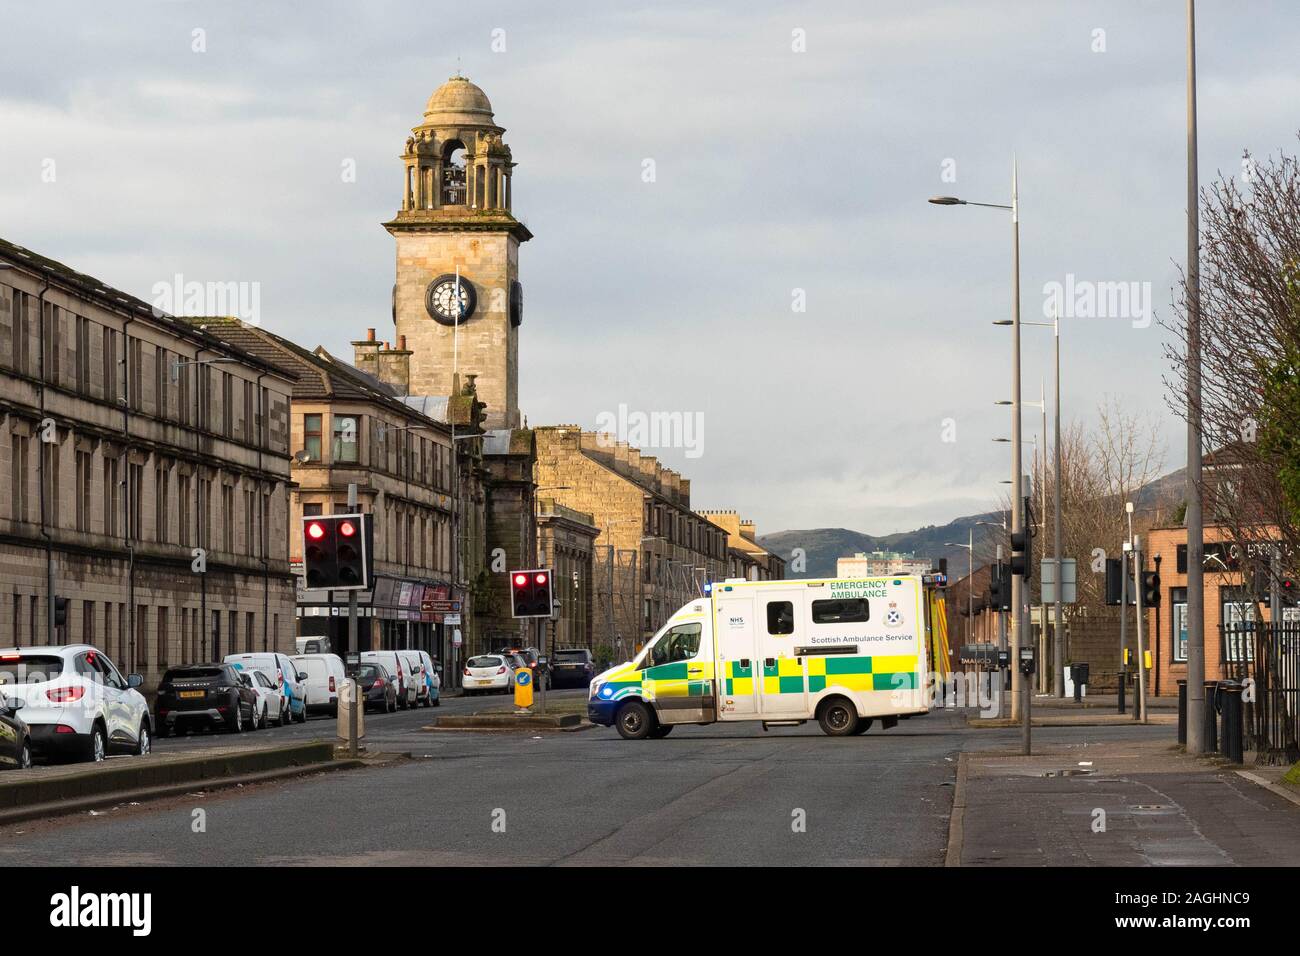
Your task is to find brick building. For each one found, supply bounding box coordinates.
[0,239,297,691]
[698,510,785,581]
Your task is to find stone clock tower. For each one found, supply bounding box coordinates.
[385,76,531,428]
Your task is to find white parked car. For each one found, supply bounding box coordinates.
[415,650,441,707]
[224,652,308,724]
[361,651,418,709]
[240,668,286,728]
[0,645,151,763]
[293,653,347,716]
[463,654,516,695]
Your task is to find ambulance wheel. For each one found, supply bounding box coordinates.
[648,725,674,738]
[817,697,860,737]
[850,718,873,735]
[615,701,654,740]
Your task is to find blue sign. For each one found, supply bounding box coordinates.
[516,670,532,686]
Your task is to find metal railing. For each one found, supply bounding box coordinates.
[1220,621,1300,765]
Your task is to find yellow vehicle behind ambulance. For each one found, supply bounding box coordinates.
[588,574,948,738]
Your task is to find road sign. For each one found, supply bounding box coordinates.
[443,613,461,625]
[1039,558,1077,604]
[513,666,534,709]
[422,599,461,614]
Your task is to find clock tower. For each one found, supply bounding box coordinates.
[385,76,531,428]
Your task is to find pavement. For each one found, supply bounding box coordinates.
[950,737,1300,866]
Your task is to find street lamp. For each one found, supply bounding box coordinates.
[944,534,974,644]
[930,162,1026,733]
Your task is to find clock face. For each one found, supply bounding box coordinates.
[509,280,524,327]
[425,274,477,326]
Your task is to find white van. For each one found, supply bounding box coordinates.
[224,652,308,724]
[292,653,347,716]
[415,650,441,707]
[361,651,418,709]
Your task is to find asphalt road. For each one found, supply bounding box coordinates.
[1,706,1171,866]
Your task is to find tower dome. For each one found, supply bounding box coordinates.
[423,76,495,127]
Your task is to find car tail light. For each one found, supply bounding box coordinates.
[329,676,336,692]
[46,686,85,703]
[496,666,507,675]
[55,724,77,734]
[463,667,471,676]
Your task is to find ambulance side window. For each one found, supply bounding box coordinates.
[811,599,869,624]
[649,623,702,666]
[766,602,794,635]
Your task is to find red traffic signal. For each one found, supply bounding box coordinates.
[302,514,371,591]
[511,568,553,618]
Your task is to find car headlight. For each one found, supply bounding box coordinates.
[588,681,601,700]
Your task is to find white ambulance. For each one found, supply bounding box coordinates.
[587,575,945,738]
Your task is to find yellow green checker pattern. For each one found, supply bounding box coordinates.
[725,655,918,695]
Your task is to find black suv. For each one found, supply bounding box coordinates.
[155,663,260,735]
[550,648,596,688]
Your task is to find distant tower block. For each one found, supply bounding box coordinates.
[384,76,531,427]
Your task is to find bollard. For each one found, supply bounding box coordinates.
[1118,668,1127,714]
[1177,679,1187,746]
[1203,680,1219,754]
[1219,681,1244,764]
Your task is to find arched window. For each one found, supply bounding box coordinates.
[441,141,467,205]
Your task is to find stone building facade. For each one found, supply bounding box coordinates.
[533,426,732,660]
[536,500,598,654]
[698,510,786,581]
[189,318,478,682]
[0,239,297,692]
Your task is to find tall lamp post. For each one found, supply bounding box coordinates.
[930,160,1025,722]
[944,533,974,644]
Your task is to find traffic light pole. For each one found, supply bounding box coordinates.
[1133,534,1148,724]
[536,616,546,714]
[347,482,360,757]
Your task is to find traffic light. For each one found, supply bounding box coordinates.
[1009,497,1033,582]
[1105,557,1124,606]
[1142,570,1161,606]
[302,514,372,590]
[54,597,69,628]
[987,561,1011,612]
[511,568,554,618]
[1282,577,1297,603]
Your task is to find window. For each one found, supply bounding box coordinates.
[243,487,255,555]
[10,435,28,523]
[128,337,142,411]
[155,348,169,419]
[812,599,869,624]
[75,450,92,532]
[221,372,233,437]
[82,600,95,647]
[102,327,117,404]
[1221,588,1256,662]
[766,601,794,635]
[11,289,30,375]
[303,414,322,461]
[246,611,255,653]
[302,502,323,517]
[103,457,119,537]
[198,365,212,430]
[42,440,60,529]
[647,622,702,668]
[221,484,234,552]
[1171,587,1188,662]
[178,474,191,547]
[198,477,212,548]
[157,606,169,671]
[76,316,91,393]
[136,605,148,669]
[333,415,359,463]
[155,465,170,542]
[243,380,255,443]
[128,462,143,540]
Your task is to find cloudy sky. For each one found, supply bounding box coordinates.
[2,1,1297,536]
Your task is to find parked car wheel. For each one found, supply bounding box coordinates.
[85,723,107,763]
[229,705,244,734]
[280,700,291,727]
[135,722,152,755]
[648,724,673,738]
[18,740,32,769]
[294,701,307,724]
